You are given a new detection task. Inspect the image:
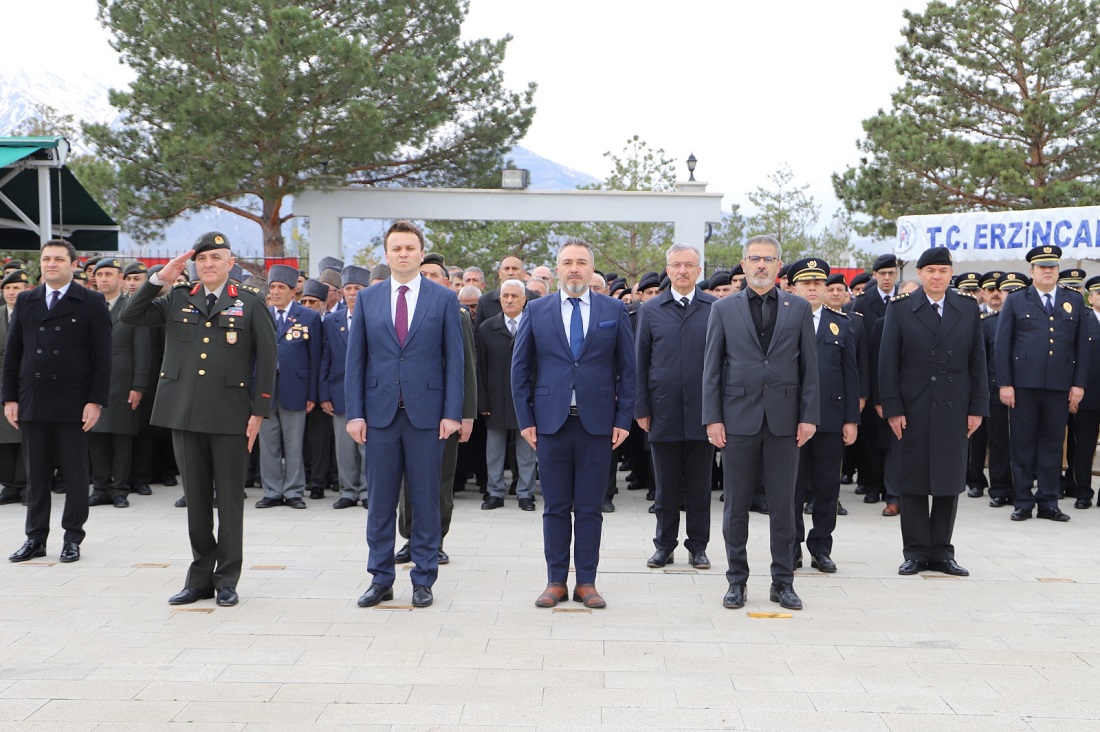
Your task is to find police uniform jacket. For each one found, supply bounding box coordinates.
[878,287,989,496]
[633,287,715,442]
[120,279,277,435]
[814,306,861,433]
[2,283,112,422]
[476,312,521,431]
[981,312,1000,392]
[319,309,351,415]
[271,300,322,411]
[1080,309,1100,411]
[0,305,20,443]
[92,294,152,436]
[995,285,1088,391]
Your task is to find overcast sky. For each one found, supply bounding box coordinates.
[6,0,923,234]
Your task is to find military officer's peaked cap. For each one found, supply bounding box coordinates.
[1,269,30,287]
[317,256,344,273]
[1085,275,1100,293]
[787,257,830,284]
[953,272,980,289]
[872,254,899,271]
[1059,268,1086,286]
[1026,245,1062,266]
[997,272,1029,291]
[267,264,299,288]
[980,271,1003,289]
[93,258,123,274]
[341,265,371,288]
[916,248,952,268]
[301,279,329,301]
[192,231,232,260]
[122,261,148,277]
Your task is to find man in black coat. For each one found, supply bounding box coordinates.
[995,245,1087,522]
[473,255,539,330]
[635,244,716,570]
[879,248,988,577]
[4,240,113,564]
[789,259,860,573]
[477,279,536,511]
[1070,275,1100,509]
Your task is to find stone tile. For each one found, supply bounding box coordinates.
[270,683,410,705]
[136,682,279,702]
[880,713,1032,731]
[460,703,600,726]
[27,700,186,722]
[175,701,325,724]
[0,698,48,722]
[739,708,891,731]
[316,702,463,725]
[0,680,147,700]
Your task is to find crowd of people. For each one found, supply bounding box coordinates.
[1,229,1094,613]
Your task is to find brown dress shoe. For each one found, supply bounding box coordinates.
[881,503,900,517]
[572,583,607,609]
[535,583,568,608]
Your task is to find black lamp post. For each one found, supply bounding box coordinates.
[686,153,697,182]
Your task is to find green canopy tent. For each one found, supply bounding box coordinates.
[0,136,119,251]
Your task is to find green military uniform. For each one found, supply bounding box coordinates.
[121,240,277,596]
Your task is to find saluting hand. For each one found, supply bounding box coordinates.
[159,249,195,284]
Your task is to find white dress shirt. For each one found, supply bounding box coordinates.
[812,304,822,334]
[45,281,72,304]
[673,288,695,307]
[559,289,591,342]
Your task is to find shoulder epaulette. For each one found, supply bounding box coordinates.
[958,290,977,300]
[889,291,911,302]
[981,310,999,319]
[848,309,863,317]
[172,281,190,289]
[238,284,261,295]
[824,305,849,318]
[459,306,469,315]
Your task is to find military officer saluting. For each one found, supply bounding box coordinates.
[995,245,1087,522]
[122,232,277,607]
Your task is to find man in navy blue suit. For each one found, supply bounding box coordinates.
[320,265,370,509]
[512,237,636,609]
[256,264,322,510]
[346,221,464,609]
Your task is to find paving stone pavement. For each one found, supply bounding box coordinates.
[1,476,1099,730]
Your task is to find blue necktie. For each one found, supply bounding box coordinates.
[568,298,583,360]
[1044,293,1054,316]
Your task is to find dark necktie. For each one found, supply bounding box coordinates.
[759,294,772,330]
[396,285,409,346]
[933,302,941,318]
[276,309,286,332]
[207,293,217,314]
[568,298,583,359]
[1044,293,1054,316]
[48,290,60,311]
[680,296,689,308]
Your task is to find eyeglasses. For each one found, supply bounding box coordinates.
[744,255,778,264]
[667,262,698,270]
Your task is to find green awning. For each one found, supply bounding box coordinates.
[0,136,119,251]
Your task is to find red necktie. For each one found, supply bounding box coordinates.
[396,285,409,347]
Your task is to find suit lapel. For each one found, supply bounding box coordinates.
[403,279,432,347]
[766,290,790,356]
[934,292,961,346]
[577,294,601,358]
[912,289,939,335]
[734,291,763,353]
[42,285,78,322]
[554,293,573,356]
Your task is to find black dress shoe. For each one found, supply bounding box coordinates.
[928,558,969,576]
[112,495,130,508]
[722,583,746,609]
[1074,498,1092,509]
[836,502,848,516]
[412,585,433,608]
[216,587,239,606]
[332,497,357,509]
[1010,507,1032,521]
[793,552,803,569]
[255,497,283,508]
[309,488,325,500]
[174,496,187,508]
[769,583,803,610]
[689,551,711,570]
[59,542,80,563]
[0,492,19,505]
[88,495,108,507]
[989,496,1008,507]
[1037,507,1071,522]
[840,473,853,485]
[898,559,927,575]
[803,501,814,515]
[811,553,837,573]
[169,587,215,605]
[854,484,868,494]
[134,484,152,496]
[394,543,412,563]
[750,501,770,514]
[438,548,449,564]
[645,489,655,501]
[601,500,615,513]
[161,475,179,486]
[518,498,536,511]
[967,485,984,498]
[9,539,46,562]
[863,493,880,504]
[286,497,307,509]
[356,583,393,607]
[646,548,674,568]
[648,503,656,513]
[481,496,504,510]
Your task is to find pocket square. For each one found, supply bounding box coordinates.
[598,320,616,329]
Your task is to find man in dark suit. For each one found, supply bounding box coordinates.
[1070,275,1100,508]
[473,255,538,330]
[996,245,1087,522]
[852,254,900,514]
[256,264,322,510]
[979,272,1024,509]
[512,237,636,609]
[320,266,370,509]
[635,243,716,570]
[0,269,29,507]
[4,239,112,564]
[702,234,819,611]
[122,233,278,605]
[879,247,988,576]
[345,220,464,609]
[788,258,859,574]
[88,258,151,509]
[478,279,536,511]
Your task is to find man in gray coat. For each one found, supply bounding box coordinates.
[702,235,820,611]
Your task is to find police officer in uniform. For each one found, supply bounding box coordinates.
[878,248,987,576]
[0,269,30,507]
[995,245,1086,522]
[1070,275,1100,509]
[122,233,277,606]
[979,272,1023,509]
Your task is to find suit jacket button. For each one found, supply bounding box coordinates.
[200,353,207,359]
[763,360,768,365]
[53,350,58,355]
[240,383,245,387]
[198,370,206,376]
[36,349,41,354]
[930,350,935,355]
[931,401,937,407]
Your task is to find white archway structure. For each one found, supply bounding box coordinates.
[294,181,723,274]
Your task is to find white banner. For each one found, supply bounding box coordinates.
[896,206,1100,262]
